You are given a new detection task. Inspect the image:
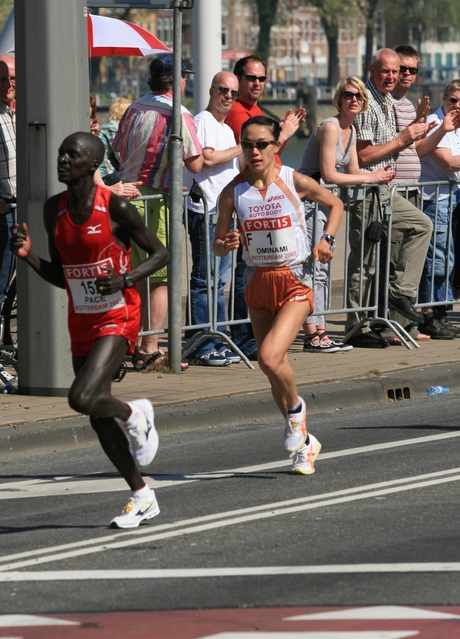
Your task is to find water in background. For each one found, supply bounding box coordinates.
[282,135,309,170]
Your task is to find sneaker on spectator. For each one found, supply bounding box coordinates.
[418,313,455,339]
[110,489,160,529]
[188,349,231,366]
[217,345,241,364]
[125,399,158,467]
[284,397,307,453]
[291,434,322,475]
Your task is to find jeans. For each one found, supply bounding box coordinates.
[0,210,15,309]
[419,196,458,305]
[229,244,257,356]
[186,210,232,355]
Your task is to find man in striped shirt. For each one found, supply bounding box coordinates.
[391,45,460,339]
[114,53,202,370]
[0,55,16,311]
[345,48,433,348]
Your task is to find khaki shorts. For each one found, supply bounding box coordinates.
[131,186,169,283]
[244,264,314,322]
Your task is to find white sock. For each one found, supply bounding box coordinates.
[125,401,142,428]
[132,483,151,500]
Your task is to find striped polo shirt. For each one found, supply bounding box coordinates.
[114,92,201,190]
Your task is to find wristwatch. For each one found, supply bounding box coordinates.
[320,234,335,248]
[123,273,135,288]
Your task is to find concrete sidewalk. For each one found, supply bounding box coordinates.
[2,322,460,430]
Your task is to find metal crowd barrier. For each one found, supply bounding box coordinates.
[101,179,460,365]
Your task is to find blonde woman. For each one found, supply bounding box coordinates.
[299,76,395,352]
[97,97,131,182]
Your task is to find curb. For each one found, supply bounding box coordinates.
[1,362,459,460]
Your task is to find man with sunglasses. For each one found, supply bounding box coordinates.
[389,46,460,341]
[225,55,306,360]
[184,72,243,366]
[345,48,433,348]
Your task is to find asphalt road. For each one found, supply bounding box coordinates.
[1,392,460,617]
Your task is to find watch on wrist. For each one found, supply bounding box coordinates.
[320,233,335,248]
[123,273,135,288]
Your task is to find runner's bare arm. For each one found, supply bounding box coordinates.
[213,184,240,257]
[107,194,170,288]
[10,197,66,288]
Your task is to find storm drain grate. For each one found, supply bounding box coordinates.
[386,386,413,401]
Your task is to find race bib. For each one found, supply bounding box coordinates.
[63,258,125,314]
[243,215,297,262]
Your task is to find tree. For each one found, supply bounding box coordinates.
[306,0,342,86]
[0,0,13,31]
[252,0,279,63]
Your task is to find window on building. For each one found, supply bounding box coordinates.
[157,17,172,47]
[222,25,229,49]
[434,53,442,66]
[457,53,460,66]
[346,55,356,76]
[425,53,432,67]
[222,0,229,17]
[446,53,453,66]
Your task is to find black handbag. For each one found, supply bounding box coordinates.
[365,187,384,243]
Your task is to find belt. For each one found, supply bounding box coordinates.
[1,197,16,204]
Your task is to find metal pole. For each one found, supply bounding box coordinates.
[167,0,184,374]
[15,0,88,395]
[192,0,222,114]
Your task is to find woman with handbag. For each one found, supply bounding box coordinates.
[299,76,395,352]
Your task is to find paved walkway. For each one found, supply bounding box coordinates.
[2,321,460,429]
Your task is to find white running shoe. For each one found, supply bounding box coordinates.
[291,433,322,475]
[125,399,159,467]
[110,490,160,529]
[284,397,307,453]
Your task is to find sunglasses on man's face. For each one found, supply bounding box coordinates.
[242,74,267,83]
[241,140,277,151]
[399,65,419,75]
[449,97,460,105]
[212,85,239,99]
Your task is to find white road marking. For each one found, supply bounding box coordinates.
[199,633,419,639]
[286,604,460,620]
[1,430,460,500]
[1,468,460,571]
[0,564,460,582]
[0,614,78,626]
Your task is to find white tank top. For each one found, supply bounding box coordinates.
[234,165,308,268]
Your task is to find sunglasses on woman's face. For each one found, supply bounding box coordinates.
[241,140,277,151]
[341,90,364,101]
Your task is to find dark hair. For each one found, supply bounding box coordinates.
[393,44,420,63]
[233,55,266,78]
[241,115,280,141]
[64,132,105,166]
[148,74,173,92]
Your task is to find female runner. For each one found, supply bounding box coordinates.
[214,115,343,474]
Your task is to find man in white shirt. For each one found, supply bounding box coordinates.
[185,72,243,366]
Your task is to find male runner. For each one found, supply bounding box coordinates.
[11,132,169,529]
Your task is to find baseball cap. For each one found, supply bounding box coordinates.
[149,53,194,77]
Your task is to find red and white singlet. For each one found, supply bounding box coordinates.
[54,186,141,356]
[233,165,309,269]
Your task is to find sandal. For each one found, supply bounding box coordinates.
[132,347,189,372]
[303,331,340,353]
[132,347,166,371]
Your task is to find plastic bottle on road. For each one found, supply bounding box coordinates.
[426,386,450,397]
